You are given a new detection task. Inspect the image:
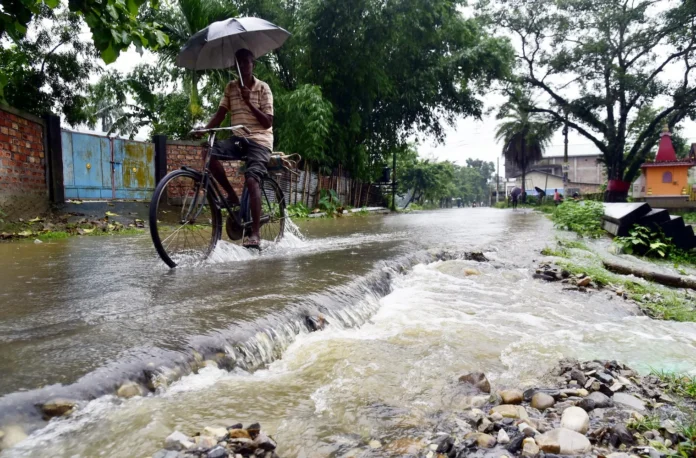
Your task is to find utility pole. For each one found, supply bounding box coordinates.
[563,111,569,191]
[496,157,500,203]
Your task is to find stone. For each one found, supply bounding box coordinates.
[207,446,227,458]
[478,418,493,433]
[570,369,587,386]
[610,382,624,392]
[253,433,277,451]
[578,397,596,411]
[497,429,510,445]
[435,436,453,453]
[490,412,504,422]
[459,372,491,394]
[203,427,228,441]
[586,391,613,408]
[613,392,646,411]
[596,372,614,384]
[610,424,634,447]
[577,389,589,397]
[476,433,496,448]
[535,428,591,455]
[577,277,592,287]
[165,431,194,451]
[506,435,525,453]
[468,408,486,424]
[194,436,217,449]
[153,451,181,458]
[531,392,555,411]
[560,406,590,434]
[500,390,523,405]
[464,268,480,276]
[41,399,76,418]
[591,381,602,392]
[522,437,540,457]
[368,440,382,449]
[0,425,27,449]
[117,381,144,399]
[228,429,251,440]
[246,423,261,439]
[386,438,425,454]
[523,388,560,402]
[490,405,528,420]
[518,423,538,437]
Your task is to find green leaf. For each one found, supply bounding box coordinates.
[126,0,139,15]
[106,4,119,20]
[101,44,118,64]
[43,0,60,8]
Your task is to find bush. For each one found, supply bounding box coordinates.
[551,200,605,237]
[318,189,343,216]
[614,225,671,257]
[287,202,310,218]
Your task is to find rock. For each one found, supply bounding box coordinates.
[386,438,425,454]
[459,372,491,394]
[117,381,144,399]
[610,424,634,447]
[368,440,382,449]
[207,446,227,458]
[610,382,624,392]
[522,437,540,457]
[228,429,251,440]
[531,392,555,411]
[153,451,181,458]
[490,405,528,420]
[518,423,538,437]
[578,398,596,412]
[613,392,646,411]
[586,391,613,408]
[577,277,592,287]
[523,388,560,402]
[591,381,602,392]
[506,435,525,453]
[535,428,591,455]
[570,369,587,386]
[0,425,27,449]
[434,436,453,453]
[490,412,504,422]
[478,418,493,433]
[246,423,261,439]
[500,390,523,405]
[476,433,496,448]
[560,406,590,434]
[497,429,510,445]
[596,372,614,384]
[577,388,589,397]
[464,268,480,276]
[253,433,277,451]
[165,431,194,451]
[41,399,76,418]
[194,435,217,449]
[203,426,228,441]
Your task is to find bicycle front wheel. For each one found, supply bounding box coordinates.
[149,169,222,268]
[259,176,286,244]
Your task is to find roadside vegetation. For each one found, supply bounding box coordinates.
[0,214,146,242]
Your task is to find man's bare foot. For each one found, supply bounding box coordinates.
[243,233,260,249]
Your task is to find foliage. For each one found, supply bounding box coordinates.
[318,189,341,216]
[0,8,98,123]
[627,106,692,159]
[399,158,455,208]
[478,0,696,197]
[275,84,333,165]
[651,370,696,400]
[1,0,168,64]
[627,414,663,433]
[551,201,605,238]
[287,202,310,219]
[0,208,5,224]
[615,225,671,258]
[495,90,558,201]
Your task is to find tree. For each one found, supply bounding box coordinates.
[495,91,557,201]
[301,0,514,178]
[479,0,696,201]
[1,0,168,64]
[154,0,237,114]
[627,106,691,159]
[465,158,495,199]
[0,8,98,124]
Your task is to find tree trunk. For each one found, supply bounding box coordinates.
[602,260,696,290]
[521,167,527,203]
[604,158,629,202]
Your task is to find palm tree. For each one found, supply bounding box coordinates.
[495,91,557,202]
[155,0,238,115]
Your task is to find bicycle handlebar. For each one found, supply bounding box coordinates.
[189,125,252,135]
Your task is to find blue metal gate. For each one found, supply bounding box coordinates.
[61,131,155,199]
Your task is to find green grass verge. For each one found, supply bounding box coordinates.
[651,370,696,399]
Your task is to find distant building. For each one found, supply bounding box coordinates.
[504,153,606,195]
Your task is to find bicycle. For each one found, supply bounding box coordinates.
[149,125,293,268]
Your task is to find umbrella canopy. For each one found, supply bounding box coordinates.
[176,17,290,70]
[510,187,522,197]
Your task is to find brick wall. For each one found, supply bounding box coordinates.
[0,106,47,221]
[166,141,243,195]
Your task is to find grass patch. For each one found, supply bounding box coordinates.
[551,200,605,238]
[36,231,70,241]
[557,239,590,251]
[558,260,696,322]
[541,247,570,258]
[651,370,696,399]
[627,414,662,433]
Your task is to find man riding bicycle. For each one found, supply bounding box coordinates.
[198,48,274,249]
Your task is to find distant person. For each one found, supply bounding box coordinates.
[511,193,518,210]
[554,189,562,206]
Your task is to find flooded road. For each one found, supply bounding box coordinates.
[1,208,696,457]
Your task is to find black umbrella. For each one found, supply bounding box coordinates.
[510,187,522,197]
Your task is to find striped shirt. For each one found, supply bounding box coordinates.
[219,77,274,150]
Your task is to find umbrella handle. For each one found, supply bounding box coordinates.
[236,58,244,88]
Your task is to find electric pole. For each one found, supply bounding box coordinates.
[496,157,500,203]
[563,112,569,191]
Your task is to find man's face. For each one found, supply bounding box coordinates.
[237,53,254,79]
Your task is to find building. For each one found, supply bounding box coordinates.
[632,127,696,207]
[505,153,606,196]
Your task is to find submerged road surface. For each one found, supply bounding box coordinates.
[1,208,696,457]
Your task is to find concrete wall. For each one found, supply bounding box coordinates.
[505,155,606,185]
[644,166,691,196]
[0,105,47,220]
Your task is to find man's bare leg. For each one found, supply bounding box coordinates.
[208,156,239,205]
[246,176,261,244]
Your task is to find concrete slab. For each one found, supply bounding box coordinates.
[638,208,670,226]
[602,202,651,226]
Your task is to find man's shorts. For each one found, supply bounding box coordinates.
[210,137,271,183]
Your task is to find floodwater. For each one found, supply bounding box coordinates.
[1,209,696,457]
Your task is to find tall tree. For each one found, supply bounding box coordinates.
[479,0,696,201]
[495,91,557,201]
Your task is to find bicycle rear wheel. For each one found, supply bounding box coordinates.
[149,169,222,268]
[258,176,286,244]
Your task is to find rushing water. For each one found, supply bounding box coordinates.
[1,208,696,457]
